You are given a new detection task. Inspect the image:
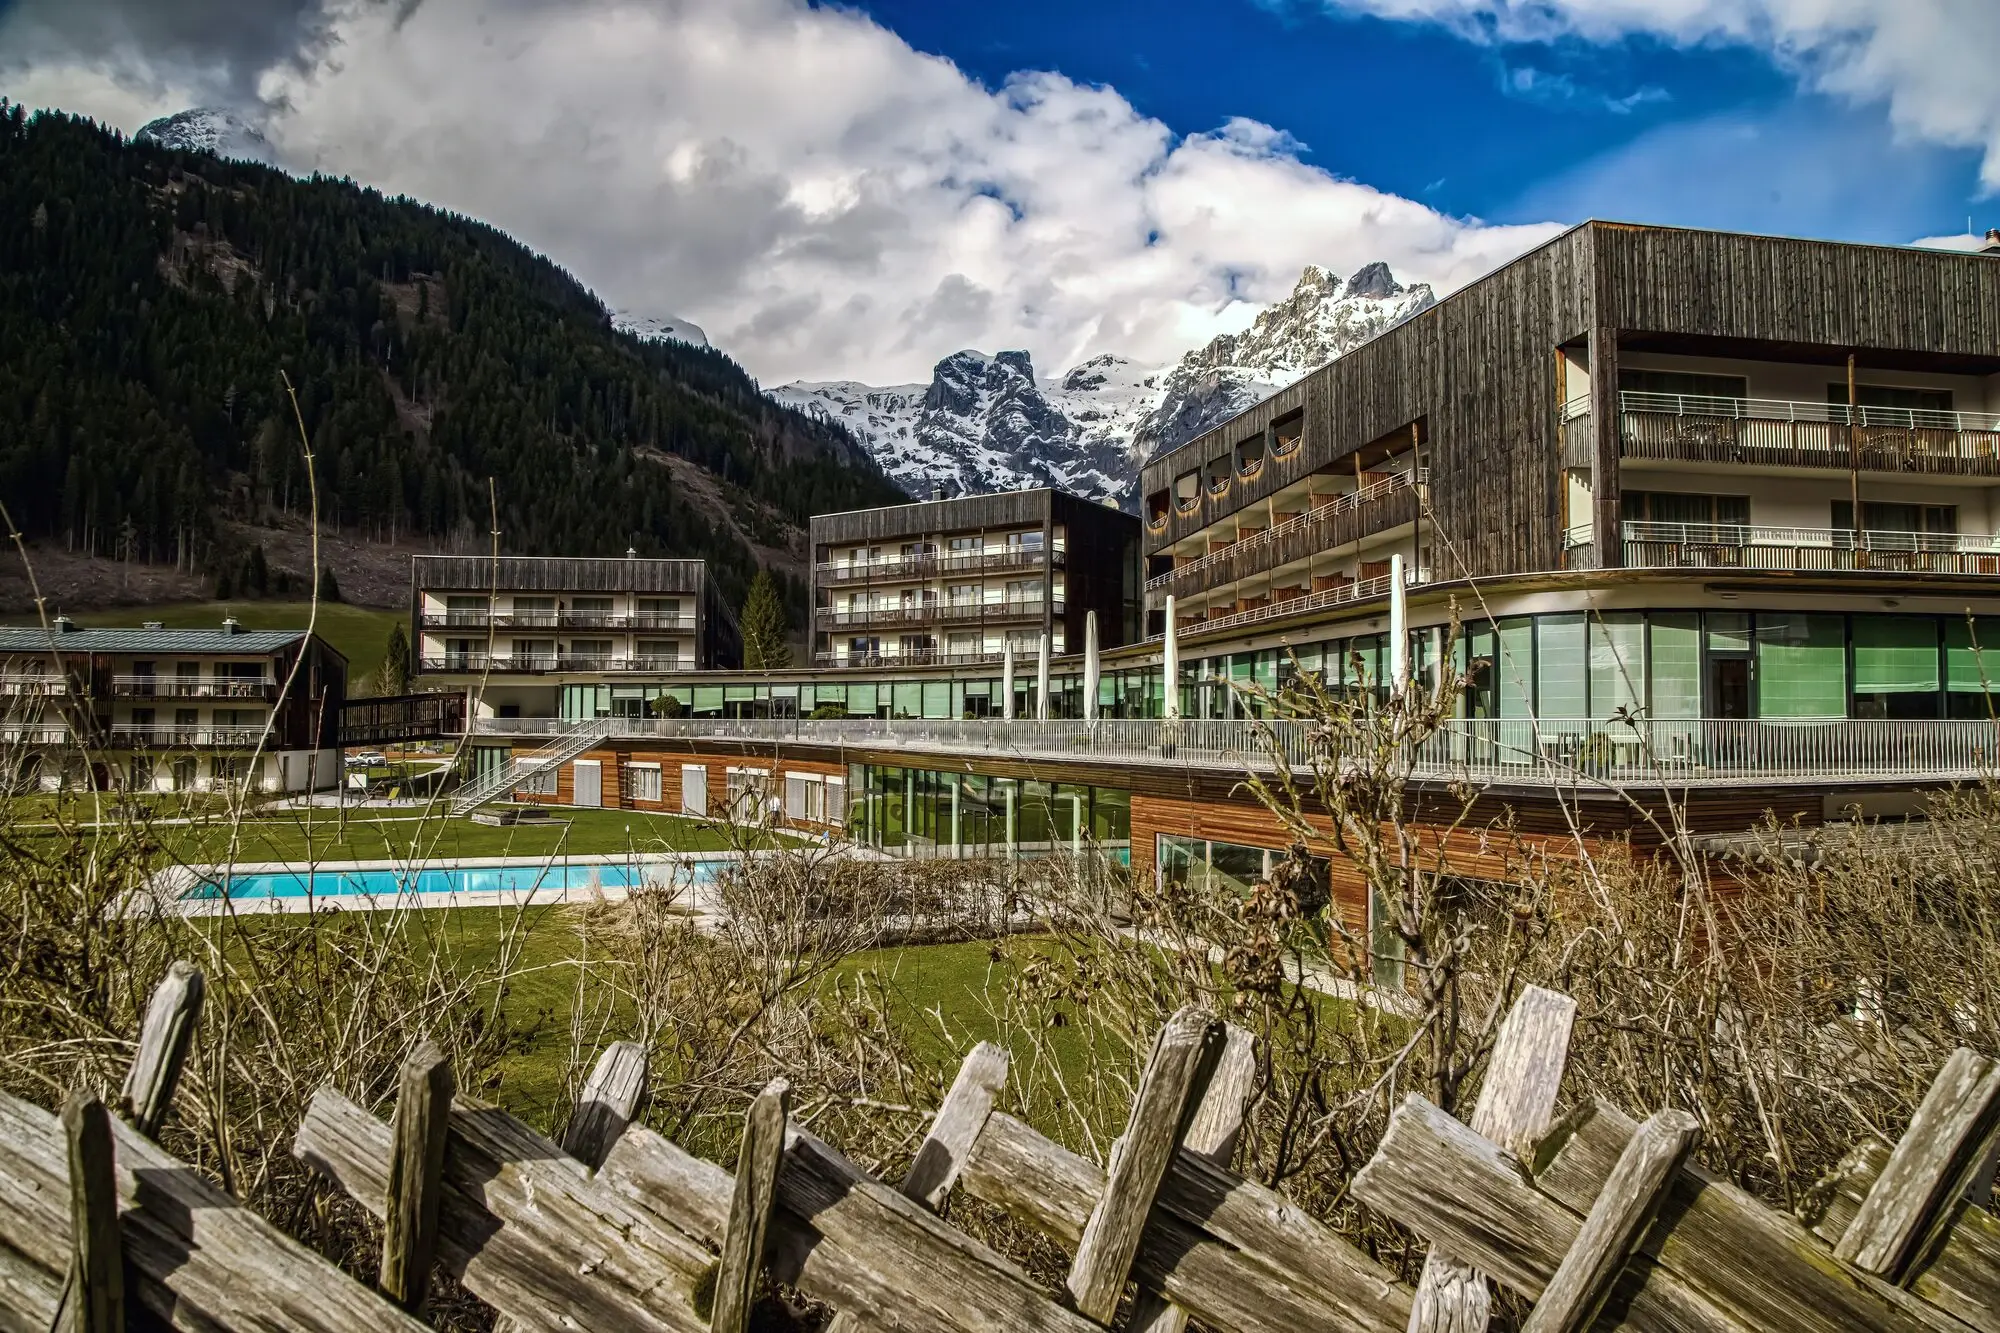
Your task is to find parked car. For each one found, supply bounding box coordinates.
[346,750,387,767]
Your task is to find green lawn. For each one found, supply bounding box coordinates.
[54,600,406,682]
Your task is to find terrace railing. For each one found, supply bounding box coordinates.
[1157,569,1421,639]
[814,545,1062,583]
[811,650,1005,668]
[1615,390,2000,475]
[1146,470,1426,598]
[468,713,2000,789]
[0,673,70,696]
[107,724,271,749]
[1623,520,2000,574]
[815,599,1058,629]
[419,612,698,631]
[111,675,279,699]
[417,655,693,674]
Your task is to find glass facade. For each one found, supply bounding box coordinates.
[847,762,1131,861]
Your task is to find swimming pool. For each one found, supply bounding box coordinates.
[182,858,728,901]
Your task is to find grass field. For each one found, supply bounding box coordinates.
[51,600,407,682]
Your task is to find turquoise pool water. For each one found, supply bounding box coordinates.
[184,859,727,901]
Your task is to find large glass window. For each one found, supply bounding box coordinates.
[1536,615,1587,720]
[1853,617,1940,719]
[1756,614,1846,718]
[1619,369,1747,408]
[1496,619,1534,719]
[1588,614,1645,722]
[1945,618,2000,718]
[1649,614,1701,719]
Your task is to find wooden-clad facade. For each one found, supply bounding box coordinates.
[1140,222,2000,582]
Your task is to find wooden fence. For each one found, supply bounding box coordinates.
[2,965,1996,1332]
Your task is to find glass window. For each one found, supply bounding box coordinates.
[1619,369,1747,407]
[1649,614,1701,719]
[1946,618,2000,717]
[1588,613,1645,722]
[1496,619,1533,719]
[1756,614,1846,718]
[1536,614,1586,720]
[921,680,951,718]
[891,681,921,718]
[1853,617,1940,719]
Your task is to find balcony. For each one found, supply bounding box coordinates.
[813,546,1062,583]
[1611,391,2000,476]
[107,725,269,749]
[1162,568,1424,640]
[814,599,1058,630]
[111,675,278,700]
[419,612,698,632]
[0,722,69,745]
[810,650,1005,668]
[0,674,70,697]
[1147,470,1426,602]
[1621,522,2000,575]
[418,654,694,675]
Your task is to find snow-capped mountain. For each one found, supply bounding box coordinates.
[774,262,1434,506]
[613,312,710,349]
[135,108,279,166]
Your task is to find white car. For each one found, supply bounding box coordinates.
[346,751,388,767]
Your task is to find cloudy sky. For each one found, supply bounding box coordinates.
[2,0,1995,386]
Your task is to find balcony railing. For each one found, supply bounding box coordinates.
[418,655,692,674]
[107,725,270,749]
[1622,522,2000,574]
[815,599,1058,629]
[814,547,1062,582]
[1614,391,2000,474]
[1160,569,1423,641]
[111,675,278,699]
[1147,469,1426,596]
[465,714,2000,790]
[0,674,70,696]
[811,650,1006,669]
[420,612,697,631]
[0,723,69,745]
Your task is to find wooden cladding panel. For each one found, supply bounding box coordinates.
[811,491,1056,547]
[413,556,708,595]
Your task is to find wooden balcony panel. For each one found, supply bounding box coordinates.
[1152,483,1421,601]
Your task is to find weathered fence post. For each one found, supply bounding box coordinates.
[1067,1005,1224,1321]
[379,1041,454,1313]
[1407,984,1575,1332]
[120,960,204,1138]
[562,1040,649,1169]
[1835,1046,2000,1282]
[711,1077,790,1333]
[58,1090,124,1333]
[1518,1108,1699,1333]
[1129,1022,1258,1333]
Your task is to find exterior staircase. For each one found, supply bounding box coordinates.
[449,717,615,815]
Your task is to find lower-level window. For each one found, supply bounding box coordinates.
[624,763,662,803]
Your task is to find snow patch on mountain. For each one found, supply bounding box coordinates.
[613,312,710,348]
[135,107,280,166]
[777,262,1434,507]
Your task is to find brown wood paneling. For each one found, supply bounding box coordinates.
[413,555,708,594]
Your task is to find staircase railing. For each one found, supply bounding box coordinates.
[448,716,615,814]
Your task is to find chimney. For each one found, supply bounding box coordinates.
[51,615,75,633]
[929,484,945,503]
[626,546,638,558]
[1982,228,2000,255]
[221,616,241,635]
[142,621,164,630]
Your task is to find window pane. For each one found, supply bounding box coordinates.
[1537,614,1586,719]
[1649,614,1701,719]
[1756,614,1846,718]
[1589,614,1645,722]
[1853,617,1938,693]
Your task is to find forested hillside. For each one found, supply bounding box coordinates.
[0,105,905,608]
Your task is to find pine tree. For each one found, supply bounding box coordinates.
[317,564,342,603]
[740,568,791,670]
[382,621,412,696]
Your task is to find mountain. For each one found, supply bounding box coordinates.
[0,107,902,612]
[775,263,1434,506]
[134,107,280,166]
[613,311,710,349]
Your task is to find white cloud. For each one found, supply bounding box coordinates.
[1307,0,2000,190]
[4,0,1559,385]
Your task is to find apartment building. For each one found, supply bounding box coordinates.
[809,489,1141,668]
[0,618,346,792]
[412,554,740,720]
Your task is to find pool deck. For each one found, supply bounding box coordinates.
[156,850,769,917]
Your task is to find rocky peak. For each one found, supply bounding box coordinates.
[1342,261,1402,300]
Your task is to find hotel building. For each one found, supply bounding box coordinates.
[456,223,2000,935]
[0,618,346,792]
[809,489,1141,668]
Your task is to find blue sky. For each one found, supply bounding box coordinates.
[849,0,1991,246]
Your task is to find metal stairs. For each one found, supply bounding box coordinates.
[449,717,615,815]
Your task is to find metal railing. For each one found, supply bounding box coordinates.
[0,723,69,745]
[1147,470,1427,591]
[814,547,1061,582]
[811,650,1006,668]
[418,655,693,674]
[421,612,698,631]
[0,674,70,696]
[1623,522,2000,574]
[106,725,271,748]
[464,714,2000,789]
[1161,569,1421,640]
[450,716,616,814]
[816,599,1058,629]
[1619,390,2000,433]
[111,675,278,699]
